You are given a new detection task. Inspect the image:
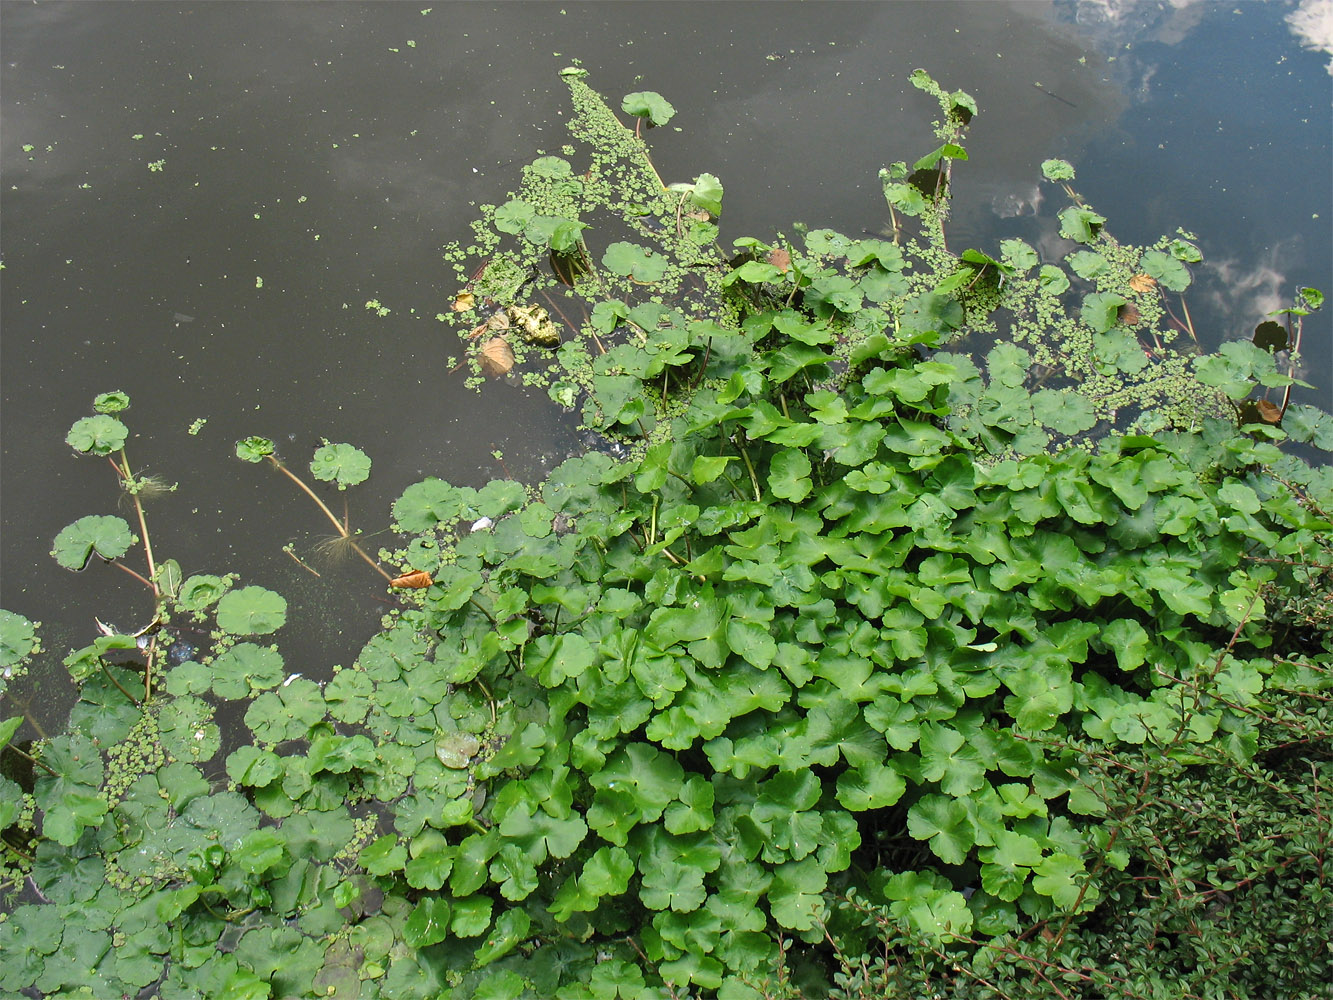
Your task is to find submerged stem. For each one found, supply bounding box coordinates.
[266,455,393,582]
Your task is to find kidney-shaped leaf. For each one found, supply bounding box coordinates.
[310,443,371,489]
[51,515,136,570]
[621,91,676,126]
[216,586,287,635]
[65,414,128,455]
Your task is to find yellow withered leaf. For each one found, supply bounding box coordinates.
[452,291,476,312]
[1128,273,1156,294]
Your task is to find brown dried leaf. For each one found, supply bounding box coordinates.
[479,336,514,377]
[1119,303,1141,326]
[1128,273,1156,294]
[390,570,434,588]
[767,248,792,272]
[452,291,476,312]
[1256,399,1282,424]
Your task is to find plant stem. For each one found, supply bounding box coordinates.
[118,450,160,599]
[1277,313,1304,419]
[266,455,393,582]
[1,839,34,863]
[143,634,158,703]
[733,435,762,502]
[113,565,155,594]
[100,661,143,708]
[6,742,58,777]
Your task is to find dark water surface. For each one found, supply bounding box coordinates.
[3,1,1329,735]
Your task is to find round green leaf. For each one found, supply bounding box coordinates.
[1041,158,1075,181]
[235,436,275,463]
[1080,292,1127,333]
[311,443,371,489]
[768,449,812,502]
[211,643,285,699]
[435,732,481,769]
[1140,249,1191,292]
[65,414,128,455]
[92,390,130,414]
[603,242,668,282]
[177,573,231,611]
[621,90,675,126]
[525,633,594,687]
[0,610,39,668]
[394,478,467,532]
[450,895,493,937]
[51,515,136,570]
[216,586,287,635]
[404,897,451,949]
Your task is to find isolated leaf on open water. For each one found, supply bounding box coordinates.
[621,90,676,126]
[310,442,371,489]
[65,414,127,455]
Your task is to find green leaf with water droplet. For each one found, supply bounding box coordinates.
[310,442,371,489]
[65,414,127,455]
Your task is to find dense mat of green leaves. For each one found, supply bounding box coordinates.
[1,70,1330,999]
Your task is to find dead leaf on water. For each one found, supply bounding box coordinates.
[1256,400,1282,424]
[390,570,433,588]
[479,337,515,377]
[452,291,476,312]
[1128,273,1156,294]
[767,248,792,272]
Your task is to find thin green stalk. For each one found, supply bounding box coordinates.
[468,597,497,625]
[266,455,392,582]
[733,435,762,502]
[113,561,154,589]
[118,449,159,599]
[5,743,58,777]
[143,634,158,703]
[100,661,142,708]
[1,839,34,863]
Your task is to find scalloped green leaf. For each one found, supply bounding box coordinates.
[65,414,128,455]
[216,586,287,635]
[621,90,675,126]
[310,442,371,489]
[235,435,275,462]
[603,241,668,282]
[51,515,136,570]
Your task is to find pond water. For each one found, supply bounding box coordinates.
[2,0,1330,738]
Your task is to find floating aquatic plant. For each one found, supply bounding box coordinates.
[0,68,1329,1000]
